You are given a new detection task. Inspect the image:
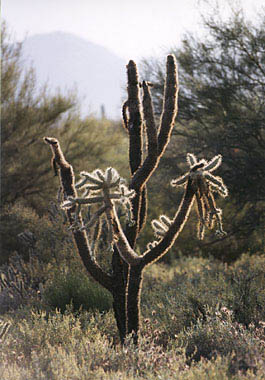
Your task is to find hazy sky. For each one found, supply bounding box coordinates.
[3,0,264,61]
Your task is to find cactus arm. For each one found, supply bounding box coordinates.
[138,186,147,232]
[80,205,107,231]
[195,192,206,240]
[157,54,179,157]
[123,60,144,246]
[131,56,179,191]
[204,154,222,172]
[43,137,113,292]
[131,81,158,190]
[141,178,195,267]
[126,60,143,176]
[122,100,129,130]
[111,207,142,265]
[111,176,195,267]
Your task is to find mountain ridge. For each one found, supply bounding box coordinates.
[22,31,127,119]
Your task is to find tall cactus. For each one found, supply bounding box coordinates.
[44,55,228,343]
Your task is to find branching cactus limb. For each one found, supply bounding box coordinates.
[64,166,196,270]
[141,177,196,267]
[124,177,195,343]
[124,55,179,248]
[63,166,141,265]
[112,207,142,266]
[130,55,179,191]
[125,156,228,340]
[43,137,112,292]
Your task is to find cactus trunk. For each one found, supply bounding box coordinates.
[126,265,143,344]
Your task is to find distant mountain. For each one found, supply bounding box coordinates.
[22,31,127,119]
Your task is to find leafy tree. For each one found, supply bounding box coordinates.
[141,8,265,258]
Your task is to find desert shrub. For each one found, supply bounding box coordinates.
[0,252,49,313]
[1,307,264,379]
[141,254,265,342]
[0,203,40,264]
[176,306,265,375]
[142,257,227,339]
[44,269,113,313]
[1,254,264,379]
[0,202,74,265]
[225,253,265,326]
[0,202,78,312]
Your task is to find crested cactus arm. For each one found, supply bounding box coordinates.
[131,81,158,190]
[141,178,195,267]
[157,55,179,157]
[43,137,113,292]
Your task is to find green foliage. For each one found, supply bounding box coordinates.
[141,7,265,259]
[44,269,112,313]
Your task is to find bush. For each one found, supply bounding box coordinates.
[226,253,265,326]
[44,269,113,313]
[1,307,264,379]
[141,254,265,341]
[177,306,265,375]
[0,202,74,265]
